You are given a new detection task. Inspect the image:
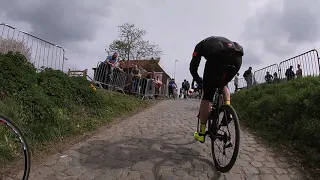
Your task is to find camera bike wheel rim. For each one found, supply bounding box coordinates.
[0,115,31,180]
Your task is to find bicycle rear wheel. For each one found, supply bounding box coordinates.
[210,104,240,173]
[0,115,30,180]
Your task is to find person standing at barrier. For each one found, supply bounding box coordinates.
[105,52,119,86]
[243,67,253,89]
[285,66,295,81]
[273,72,279,83]
[296,64,302,78]
[154,76,162,98]
[131,65,141,93]
[265,72,273,84]
[234,73,239,92]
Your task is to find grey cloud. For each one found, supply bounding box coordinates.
[242,0,320,56]
[0,0,113,45]
[242,48,262,66]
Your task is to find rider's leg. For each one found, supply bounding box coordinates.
[194,97,212,143]
[222,86,230,105]
[194,60,217,143]
[199,99,211,132]
[222,85,233,123]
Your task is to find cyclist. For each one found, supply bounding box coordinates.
[168,78,177,98]
[190,36,244,143]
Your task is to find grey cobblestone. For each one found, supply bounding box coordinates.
[23,100,304,179]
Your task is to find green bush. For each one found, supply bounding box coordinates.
[232,77,320,175]
[0,52,147,165]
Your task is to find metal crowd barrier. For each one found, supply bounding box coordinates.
[232,49,320,92]
[129,77,170,100]
[0,23,65,71]
[93,61,128,93]
[161,84,170,98]
[129,77,153,99]
[254,64,279,84]
[142,78,156,100]
[93,62,172,99]
[228,77,247,93]
[278,49,320,79]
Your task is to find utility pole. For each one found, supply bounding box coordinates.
[174,60,178,80]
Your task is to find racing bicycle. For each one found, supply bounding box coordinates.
[0,114,30,180]
[196,65,240,173]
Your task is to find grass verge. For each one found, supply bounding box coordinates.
[0,52,150,175]
[232,76,320,179]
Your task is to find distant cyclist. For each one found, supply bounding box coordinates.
[190,36,244,143]
[168,78,177,98]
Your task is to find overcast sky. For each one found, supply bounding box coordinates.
[1,0,320,86]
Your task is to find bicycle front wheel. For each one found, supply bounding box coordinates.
[0,115,31,180]
[211,104,240,173]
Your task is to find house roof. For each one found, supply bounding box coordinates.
[119,59,171,79]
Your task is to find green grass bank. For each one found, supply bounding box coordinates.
[0,52,148,170]
[232,77,320,177]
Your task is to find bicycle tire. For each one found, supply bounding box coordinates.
[211,104,240,173]
[0,114,31,180]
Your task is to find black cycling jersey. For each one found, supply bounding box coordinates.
[189,36,244,80]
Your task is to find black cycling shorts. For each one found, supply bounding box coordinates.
[202,52,242,102]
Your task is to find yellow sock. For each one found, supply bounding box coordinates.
[225,100,230,105]
[200,123,206,134]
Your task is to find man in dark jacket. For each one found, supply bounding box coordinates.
[285,66,295,81]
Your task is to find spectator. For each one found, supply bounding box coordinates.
[146,71,155,80]
[173,86,178,99]
[273,72,279,83]
[179,87,184,98]
[104,52,119,85]
[285,66,295,81]
[154,76,162,98]
[182,79,186,89]
[234,73,239,92]
[168,78,177,98]
[130,65,141,93]
[243,67,253,89]
[296,64,302,78]
[185,81,191,99]
[264,72,273,84]
[182,79,186,94]
[182,80,189,99]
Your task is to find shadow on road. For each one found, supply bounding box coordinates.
[77,132,221,180]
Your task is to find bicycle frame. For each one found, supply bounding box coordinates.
[208,88,223,132]
[196,87,224,134]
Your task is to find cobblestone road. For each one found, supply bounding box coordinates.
[10,100,304,180]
